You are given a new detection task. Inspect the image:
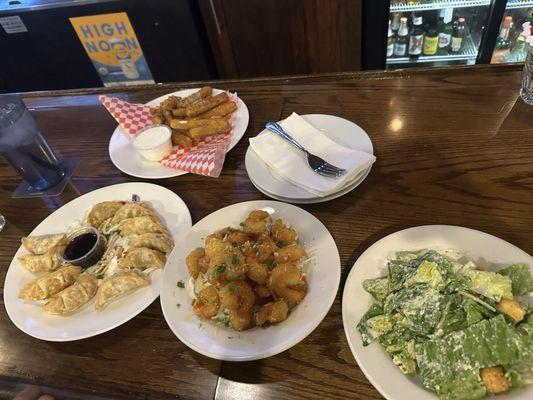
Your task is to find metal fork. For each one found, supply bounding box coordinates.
[265,122,346,177]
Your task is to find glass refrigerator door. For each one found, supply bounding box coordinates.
[387,1,493,68]
[490,0,533,63]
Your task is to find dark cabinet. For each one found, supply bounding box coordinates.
[199,0,362,78]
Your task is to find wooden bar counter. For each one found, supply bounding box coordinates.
[0,65,532,400]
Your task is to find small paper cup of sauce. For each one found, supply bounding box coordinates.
[133,125,173,162]
[58,227,106,268]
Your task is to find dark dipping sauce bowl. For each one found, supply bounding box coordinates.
[58,227,106,268]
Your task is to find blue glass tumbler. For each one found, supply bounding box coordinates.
[0,95,65,191]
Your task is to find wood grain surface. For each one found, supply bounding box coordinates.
[0,65,532,400]
[199,0,362,78]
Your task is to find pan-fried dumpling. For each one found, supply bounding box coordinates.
[44,274,98,315]
[95,270,150,310]
[18,246,64,273]
[110,203,155,225]
[120,247,166,270]
[86,201,124,228]
[119,216,168,236]
[18,265,81,301]
[128,233,174,254]
[21,234,66,255]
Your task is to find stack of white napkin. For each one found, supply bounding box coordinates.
[249,113,376,196]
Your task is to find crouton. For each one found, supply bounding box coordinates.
[480,366,509,394]
[497,299,525,322]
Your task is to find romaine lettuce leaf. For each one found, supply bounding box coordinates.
[362,277,389,304]
[366,314,395,334]
[505,361,533,388]
[518,313,533,337]
[385,284,447,336]
[388,259,419,291]
[388,250,455,291]
[464,270,513,301]
[378,324,413,354]
[435,371,486,400]
[393,355,416,375]
[395,251,419,261]
[498,264,533,296]
[357,303,383,346]
[438,296,468,335]
[416,315,531,394]
[405,261,443,289]
[462,298,496,326]
[378,326,417,374]
[420,250,455,272]
[444,274,471,293]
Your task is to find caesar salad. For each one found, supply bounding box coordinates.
[358,249,533,400]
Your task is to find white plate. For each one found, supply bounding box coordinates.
[160,200,341,361]
[109,88,250,179]
[249,165,372,204]
[245,114,373,202]
[342,225,533,400]
[4,182,192,342]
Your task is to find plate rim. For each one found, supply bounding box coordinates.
[160,200,341,361]
[108,87,250,179]
[248,164,372,204]
[245,113,374,201]
[3,182,192,342]
[341,224,533,400]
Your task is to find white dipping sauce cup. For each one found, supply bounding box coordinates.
[133,125,172,162]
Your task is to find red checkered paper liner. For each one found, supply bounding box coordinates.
[99,93,238,177]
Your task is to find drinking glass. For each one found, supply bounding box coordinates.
[0,213,4,232]
[520,42,533,106]
[0,94,65,191]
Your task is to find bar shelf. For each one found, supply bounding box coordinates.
[390,1,491,12]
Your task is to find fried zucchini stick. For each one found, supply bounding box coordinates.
[188,118,230,141]
[170,117,225,130]
[171,130,193,148]
[171,108,187,117]
[196,101,237,119]
[185,92,229,117]
[160,95,179,111]
[177,86,213,108]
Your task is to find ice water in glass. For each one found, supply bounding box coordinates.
[0,95,65,190]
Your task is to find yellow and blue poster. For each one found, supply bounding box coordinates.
[70,12,154,87]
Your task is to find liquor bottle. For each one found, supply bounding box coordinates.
[509,34,527,63]
[394,17,409,57]
[491,16,513,63]
[450,17,466,54]
[423,21,439,56]
[408,15,424,58]
[391,13,401,36]
[387,20,395,58]
[437,8,453,55]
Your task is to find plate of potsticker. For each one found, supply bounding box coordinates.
[4,182,192,341]
[109,86,249,179]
